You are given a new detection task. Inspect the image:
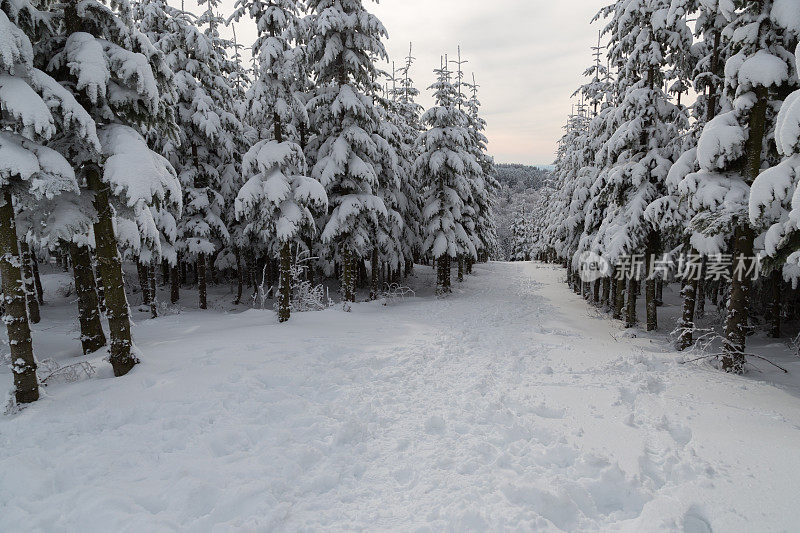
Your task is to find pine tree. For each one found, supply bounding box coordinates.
[416,60,480,293]
[466,75,499,265]
[305,0,393,302]
[41,0,181,376]
[510,206,531,261]
[684,0,798,371]
[0,0,101,402]
[591,0,690,330]
[233,0,327,321]
[656,0,729,350]
[390,44,425,274]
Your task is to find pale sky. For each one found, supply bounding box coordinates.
[188,0,603,166]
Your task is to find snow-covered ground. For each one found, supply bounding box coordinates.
[2,262,800,531]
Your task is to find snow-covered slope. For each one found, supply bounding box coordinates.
[2,263,800,531]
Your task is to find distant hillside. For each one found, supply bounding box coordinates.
[492,164,553,260]
[494,164,550,192]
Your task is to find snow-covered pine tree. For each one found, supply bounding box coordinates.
[174,0,242,310]
[40,0,181,376]
[510,206,531,261]
[654,0,730,350]
[1,0,102,402]
[749,42,800,332]
[683,0,798,371]
[305,0,393,302]
[417,59,480,293]
[391,44,425,275]
[233,0,327,321]
[371,86,405,297]
[466,75,499,266]
[591,0,690,330]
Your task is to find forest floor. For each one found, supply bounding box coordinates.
[2,262,800,531]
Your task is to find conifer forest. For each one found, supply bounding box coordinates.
[2,0,800,530]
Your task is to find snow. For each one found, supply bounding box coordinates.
[3,262,800,530]
[696,111,747,171]
[736,50,791,90]
[99,124,181,212]
[0,74,55,139]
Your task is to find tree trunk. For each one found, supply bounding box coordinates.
[457,256,464,282]
[18,240,40,324]
[87,168,137,376]
[0,189,39,403]
[69,242,106,354]
[723,225,754,372]
[278,242,291,322]
[677,276,697,351]
[625,277,637,328]
[137,260,151,307]
[437,256,451,294]
[696,257,706,319]
[593,278,601,305]
[602,277,611,309]
[31,248,43,304]
[769,269,781,339]
[723,86,768,373]
[370,247,379,300]
[198,255,208,310]
[342,247,356,302]
[148,264,158,319]
[645,233,659,331]
[614,274,625,320]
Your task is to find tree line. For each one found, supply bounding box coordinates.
[1,0,497,405]
[528,0,800,373]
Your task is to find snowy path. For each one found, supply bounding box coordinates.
[2,262,800,531]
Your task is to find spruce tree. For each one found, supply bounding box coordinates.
[416,60,480,293]
[41,0,181,375]
[305,0,393,302]
[0,0,100,401]
[683,0,798,371]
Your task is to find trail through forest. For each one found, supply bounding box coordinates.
[2,262,799,531]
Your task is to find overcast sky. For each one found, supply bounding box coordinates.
[192,0,603,166]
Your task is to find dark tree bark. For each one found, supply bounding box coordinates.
[30,248,44,304]
[0,189,39,403]
[645,232,659,331]
[18,240,40,324]
[614,272,625,320]
[278,242,292,322]
[370,247,379,300]
[437,255,452,294]
[625,277,637,328]
[148,264,158,318]
[696,257,707,319]
[342,247,356,302]
[87,168,137,376]
[593,278,601,305]
[602,277,611,309]
[70,242,106,354]
[677,275,697,351]
[198,255,208,310]
[723,86,768,373]
[137,260,151,307]
[457,256,464,282]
